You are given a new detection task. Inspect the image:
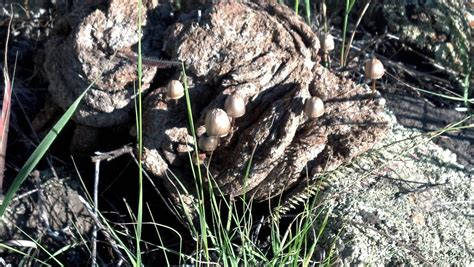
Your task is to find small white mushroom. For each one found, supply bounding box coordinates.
[166,79,184,100]
[205,108,231,137]
[224,95,246,118]
[198,134,219,152]
[320,33,335,53]
[365,58,385,80]
[304,97,325,119]
[365,57,385,94]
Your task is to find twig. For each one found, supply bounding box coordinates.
[77,195,127,265]
[91,160,99,267]
[91,145,133,163]
[90,145,133,267]
[118,50,181,69]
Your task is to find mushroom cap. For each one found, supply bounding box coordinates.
[198,134,219,152]
[304,97,325,118]
[320,33,335,53]
[205,108,231,137]
[166,79,184,100]
[365,58,385,80]
[224,95,246,118]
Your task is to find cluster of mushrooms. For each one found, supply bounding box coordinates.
[164,40,385,166]
[165,78,326,165]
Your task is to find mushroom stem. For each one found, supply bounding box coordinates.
[325,54,331,69]
[372,80,376,95]
[207,151,214,168]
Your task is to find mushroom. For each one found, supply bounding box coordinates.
[320,33,334,66]
[365,58,385,94]
[224,95,246,128]
[166,79,184,101]
[304,97,325,119]
[320,33,335,54]
[224,95,246,118]
[198,134,219,152]
[205,108,231,137]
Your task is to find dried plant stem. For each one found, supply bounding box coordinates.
[92,160,100,267]
[90,146,133,266]
[0,16,13,195]
[343,1,370,66]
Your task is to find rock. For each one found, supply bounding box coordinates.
[43,0,160,127]
[310,113,473,265]
[142,2,389,202]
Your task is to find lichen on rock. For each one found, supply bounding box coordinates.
[310,113,473,265]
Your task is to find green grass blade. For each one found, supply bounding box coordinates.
[135,0,144,265]
[0,243,52,266]
[304,0,311,23]
[0,87,89,216]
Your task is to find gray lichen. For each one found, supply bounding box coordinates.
[309,112,473,265]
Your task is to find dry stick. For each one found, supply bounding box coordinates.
[382,58,460,96]
[343,1,371,67]
[90,146,133,267]
[77,195,127,266]
[350,220,430,263]
[91,160,99,267]
[119,50,181,70]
